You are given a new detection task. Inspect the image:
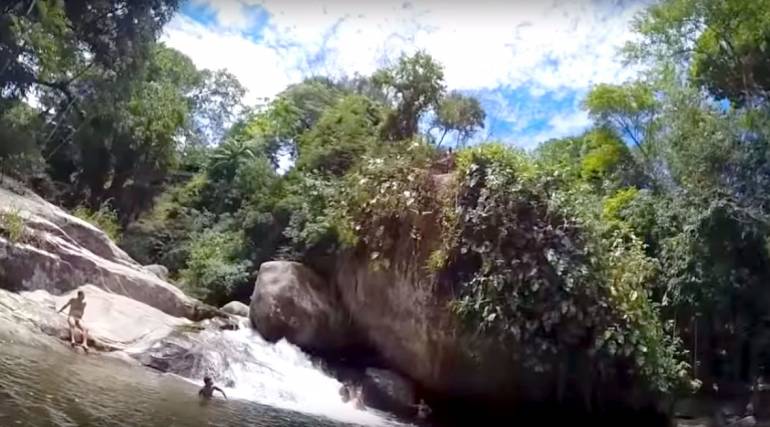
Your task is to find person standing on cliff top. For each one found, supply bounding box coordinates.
[57,289,88,351]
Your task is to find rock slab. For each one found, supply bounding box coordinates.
[0,177,196,318]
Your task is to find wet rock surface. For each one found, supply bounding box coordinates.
[360,368,417,417]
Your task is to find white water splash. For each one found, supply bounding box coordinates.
[183,326,406,427]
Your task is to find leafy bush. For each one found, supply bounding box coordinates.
[336,140,439,269]
[72,204,122,242]
[442,145,687,394]
[0,209,26,243]
[120,174,221,271]
[297,95,382,176]
[276,173,344,260]
[180,229,250,306]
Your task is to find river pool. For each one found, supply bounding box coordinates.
[0,340,397,427]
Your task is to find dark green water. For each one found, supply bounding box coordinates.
[0,342,365,427]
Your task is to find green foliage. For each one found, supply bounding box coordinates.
[0,209,26,243]
[602,188,640,223]
[232,78,346,164]
[1,0,180,104]
[455,142,531,178]
[297,95,383,176]
[0,101,46,181]
[629,0,770,105]
[277,173,345,260]
[120,175,215,271]
[433,91,485,147]
[336,140,439,266]
[580,128,633,182]
[584,82,658,157]
[72,204,122,242]
[592,233,690,393]
[374,51,446,141]
[180,229,250,306]
[443,145,686,392]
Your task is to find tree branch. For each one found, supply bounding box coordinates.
[33,78,85,120]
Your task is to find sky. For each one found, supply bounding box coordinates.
[162,0,653,149]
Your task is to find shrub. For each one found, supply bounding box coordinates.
[72,204,122,242]
[335,140,439,269]
[0,209,26,243]
[442,144,688,394]
[179,229,250,306]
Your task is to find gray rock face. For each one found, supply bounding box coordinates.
[144,264,169,281]
[334,250,516,400]
[220,301,249,317]
[360,368,416,417]
[0,285,188,352]
[249,261,352,353]
[0,178,196,318]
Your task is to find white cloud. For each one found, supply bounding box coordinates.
[522,110,593,149]
[162,0,650,146]
[166,0,648,98]
[162,15,305,104]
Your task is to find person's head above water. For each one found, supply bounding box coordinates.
[204,376,213,386]
[77,290,85,300]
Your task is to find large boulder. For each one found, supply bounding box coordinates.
[249,261,352,353]
[334,225,517,401]
[133,326,237,383]
[360,368,417,417]
[0,178,197,318]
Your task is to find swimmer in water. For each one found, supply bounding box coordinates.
[58,290,88,351]
[199,376,227,400]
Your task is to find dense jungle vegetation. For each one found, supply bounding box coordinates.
[4,0,770,400]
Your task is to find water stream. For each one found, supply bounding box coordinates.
[0,323,407,427]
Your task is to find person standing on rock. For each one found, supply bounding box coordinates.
[57,290,88,351]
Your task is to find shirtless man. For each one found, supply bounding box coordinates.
[57,290,88,351]
[199,376,227,400]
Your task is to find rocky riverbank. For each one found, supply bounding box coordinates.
[0,176,229,357]
[0,176,407,426]
[3,176,770,427]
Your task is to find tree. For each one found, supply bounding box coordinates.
[1,0,180,109]
[208,139,257,182]
[297,95,383,175]
[628,0,770,106]
[0,101,45,180]
[189,69,246,146]
[373,51,446,141]
[41,44,201,222]
[584,82,658,158]
[433,92,485,147]
[230,78,345,166]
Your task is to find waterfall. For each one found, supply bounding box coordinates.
[170,325,406,427]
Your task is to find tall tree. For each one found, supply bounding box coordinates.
[373,51,446,141]
[584,82,659,162]
[1,0,180,109]
[628,0,770,106]
[433,91,485,147]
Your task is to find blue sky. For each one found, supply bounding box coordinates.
[163,0,653,149]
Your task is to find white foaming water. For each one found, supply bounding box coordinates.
[183,325,405,427]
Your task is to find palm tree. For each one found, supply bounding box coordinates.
[208,139,257,181]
